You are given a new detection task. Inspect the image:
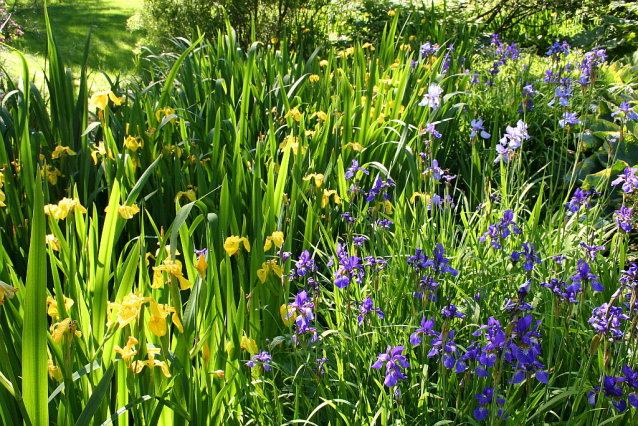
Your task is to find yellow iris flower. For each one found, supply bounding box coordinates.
[410,192,427,204]
[132,347,171,378]
[195,253,208,278]
[263,231,284,251]
[51,145,77,159]
[46,295,74,319]
[46,234,62,251]
[48,360,63,381]
[44,198,87,220]
[279,136,306,156]
[155,107,176,124]
[285,107,302,122]
[0,189,5,207]
[50,318,82,344]
[343,142,363,151]
[148,299,183,337]
[114,336,139,361]
[107,292,151,329]
[152,258,192,290]
[176,189,197,202]
[257,260,283,284]
[319,59,328,67]
[0,280,18,305]
[124,135,143,152]
[43,165,63,186]
[280,304,297,326]
[303,173,324,188]
[321,189,341,208]
[224,236,251,257]
[89,91,124,111]
[309,74,320,83]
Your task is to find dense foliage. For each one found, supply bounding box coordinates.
[1,5,638,426]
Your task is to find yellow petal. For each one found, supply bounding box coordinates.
[172,312,184,333]
[177,275,192,291]
[257,267,267,284]
[48,360,63,381]
[264,238,273,252]
[149,315,167,337]
[151,271,165,289]
[195,254,208,278]
[280,304,296,326]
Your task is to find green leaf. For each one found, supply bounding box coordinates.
[22,171,48,426]
[75,363,115,426]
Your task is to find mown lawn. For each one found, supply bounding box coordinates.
[3,0,143,89]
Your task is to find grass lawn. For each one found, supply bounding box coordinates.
[2,0,143,90]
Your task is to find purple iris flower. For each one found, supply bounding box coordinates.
[409,316,439,345]
[473,317,506,369]
[194,248,208,256]
[366,176,395,202]
[422,122,441,138]
[548,86,573,107]
[612,167,638,194]
[358,296,385,326]
[345,159,369,180]
[419,84,443,110]
[296,250,317,277]
[611,102,638,121]
[479,210,520,249]
[588,376,627,412]
[622,365,638,408]
[372,345,411,387]
[580,242,605,261]
[315,357,329,375]
[589,303,629,342]
[572,259,604,292]
[511,242,542,271]
[547,41,570,57]
[616,206,634,232]
[441,303,466,320]
[332,243,364,289]
[459,341,489,376]
[341,212,357,223]
[431,244,459,276]
[559,112,581,128]
[420,41,440,57]
[246,350,272,371]
[353,236,367,246]
[428,329,460,370]
[564,188,594,214]
[470,118,491,139]
[376,218,393,228]
[414,275,439,300]
[474,387,507,421]
[540,278,581,303]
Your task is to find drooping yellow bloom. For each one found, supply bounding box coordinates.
[210,369,224,379]
[43,165,63,186]
[195,253,208,279]
[410,192,427,204]
[148,299,183,337]
[51,145,77,159]
[321,189,341,208]
[241,336,258,354]
[46,295,74,319]
[118,204,140,219]
[409,35,416,41]
[314,111,327,121]
[202,341,211,369]
[388,10,396,16]
[48,360,63,381]
[133,347,171,378]
[285,107,302,122]
[257,260,283,283]
[155,106,176,124]
[224,236,251,257]
[0,280,18,305]
[0,189,6,207]
[124,135,144,152]
[302,173,325,188]
[279,136,306,156]
[152,258,192,290]
[319,60,329,67]
[263,231,284,251]
[90,141,113,165]
[51,318,82,344]
[114,336,139,361]
[280,304,297,326]
[362,42,374,49]
[400,43,412,51]
[44,198,87,220]
[343,142,363,151]
[107,292,151,329]
[46,234,62,251]
[176,189,197,202]
[271,37,279,44]
[89,91,124,110]
[309,74,320,83]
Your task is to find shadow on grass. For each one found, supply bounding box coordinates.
[10,1,144,72]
